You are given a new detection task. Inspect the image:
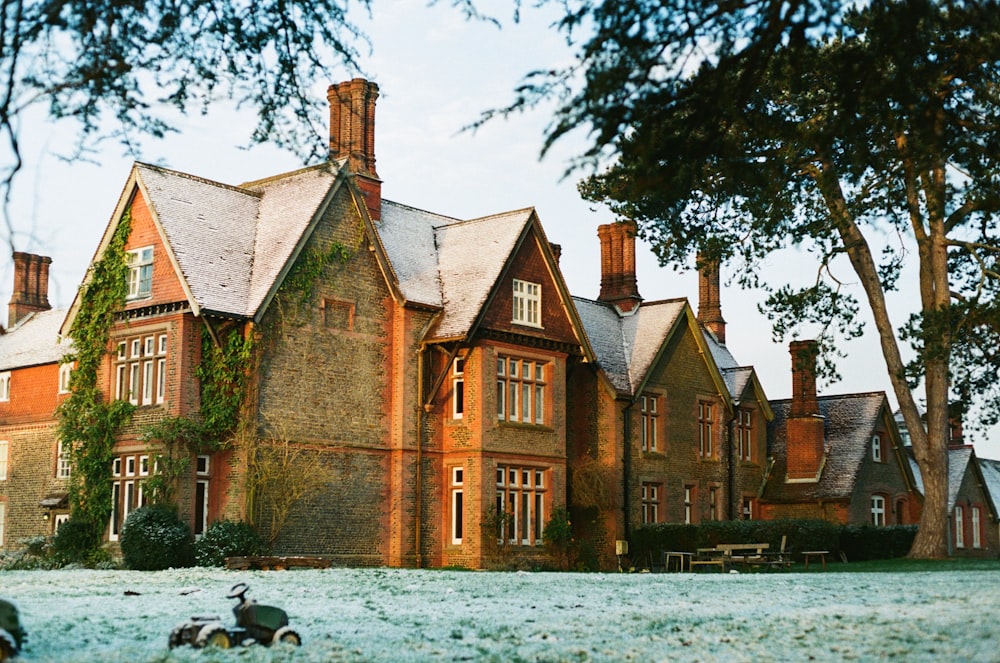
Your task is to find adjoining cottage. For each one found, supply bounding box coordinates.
[762,340,922,526]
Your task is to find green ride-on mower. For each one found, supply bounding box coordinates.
[0,598,26,661]
[168,582,301,650]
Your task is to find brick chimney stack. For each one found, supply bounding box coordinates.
[597,221,641,312]
[786,340,825,481]
[328,78,381,220]
[9,252,52,327]
[549,243,562,265]
[697,253,726,344]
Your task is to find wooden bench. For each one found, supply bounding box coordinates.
[690,547,728,572]
[225,555,331,571]
[717,543,769,569]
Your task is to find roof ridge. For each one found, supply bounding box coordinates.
[135,161,261,198]
[382,199,461,224]
[239,161,339,189]
[437,207,534,230]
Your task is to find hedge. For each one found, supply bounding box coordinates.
[630,519,916,566]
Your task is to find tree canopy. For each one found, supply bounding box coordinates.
[538,0,1000,557]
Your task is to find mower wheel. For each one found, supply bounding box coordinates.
[272,626,302,646]
[0,630,16,662]
[195,623,232,649]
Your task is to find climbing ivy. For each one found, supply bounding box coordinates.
[196,326,255,443]
[279,240,350,310]
[57,210,136,539]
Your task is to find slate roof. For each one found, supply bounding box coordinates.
[908,446,980,512]
[722,366,754,404]
[0,309,71,371]
[977,457,1000,518]
[573,297,697,396]
[63,161,549,347]
[765,392,887,501]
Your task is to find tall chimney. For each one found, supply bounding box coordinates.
[786,340,825,480]
[9,252,52,327]
[328,78,381,220]
[597,221,641,312]
[549,243,562,265]
[697,253,726,344]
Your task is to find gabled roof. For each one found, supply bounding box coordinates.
[977,456,1000,519]
[573,297,733,405]
[0,309,71,371]
[909,446,996,515]
[766,392,892,501]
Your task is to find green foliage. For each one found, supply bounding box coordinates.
[57,212,135,543]
[840,525,918,562]
[278,241,351,311]
[120,506,194,571]
[51,518,103,566]
[1,0,372,173]
[542,508,574,571]
[194,520,268,567]
[196,327,255,444]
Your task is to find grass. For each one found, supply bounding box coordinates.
[821,556,1000,572]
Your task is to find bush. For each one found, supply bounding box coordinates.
[51,518,102,565]
[194,520,268,567]
[840,525,917,561]
[120,506,194,570]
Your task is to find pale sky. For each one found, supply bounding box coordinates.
[3,0,995,457]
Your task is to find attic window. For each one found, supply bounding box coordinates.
[871,435,882,463]
[512,279,541,328]
[127,247,154,299]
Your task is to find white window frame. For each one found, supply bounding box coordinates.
[972,506,982,549]
[56,441,72,479]
[0,372,10,401]
[871,494,886,526]
[451,467,464,545]
[497,356,547,425]
[954,505,965,547]
[158,334,168,355]
[156,358,166,403]
[452,358,465,420]
[0,501,5,547]
[872,435,883,463]
[737,409,753,461]
[641,483,660,524]
[126,246,154,299]
[684,485,695,524]
[698,402,714,458]
[0,440,7,481]
[641,394,659,452]
[496,464,546,546]
[512,279,542,328]
[142,360,154,405]
[58,362,73,394]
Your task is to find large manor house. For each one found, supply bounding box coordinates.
[0,80,995,569]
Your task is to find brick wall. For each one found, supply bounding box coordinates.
[253,189,394,561]
[123,192,189,312]
[0,423,66,548]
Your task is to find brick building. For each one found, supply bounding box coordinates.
[761,340,922,526]
[0,78,942,567]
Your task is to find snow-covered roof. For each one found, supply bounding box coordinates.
[766,392,889,501]
[978,457,1000,518]
[573,297,690,396]
[0,309,71,371]
[137,163,261,317]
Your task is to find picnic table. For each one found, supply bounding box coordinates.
[687,539,791,572]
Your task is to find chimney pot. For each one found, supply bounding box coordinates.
[8,252,52,326]
[328,78,381,220]
[597,221,641,312]
[697,253,726,344]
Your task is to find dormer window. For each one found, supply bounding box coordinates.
[127,247,154,299]
[512,279,541,328]
[871,435,882,462]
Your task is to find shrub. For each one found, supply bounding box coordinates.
[51,518,102,565]
[194,520,268,567]
[543,508,575,571]
[120,506,194,570]
[840,525,917,561]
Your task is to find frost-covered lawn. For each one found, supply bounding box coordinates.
[2,566,997,662]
